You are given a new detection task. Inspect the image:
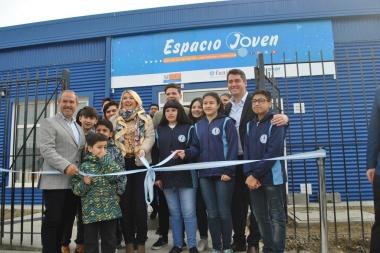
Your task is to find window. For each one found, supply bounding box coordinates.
[10,98,88,187]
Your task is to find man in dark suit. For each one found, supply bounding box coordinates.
[225,69,288,253]
[38,90,85,253]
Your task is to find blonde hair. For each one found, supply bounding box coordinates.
[119,90,144,111]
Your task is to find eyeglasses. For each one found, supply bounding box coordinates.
[251,98,269,104]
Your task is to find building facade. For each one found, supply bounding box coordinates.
[1,0,380,203]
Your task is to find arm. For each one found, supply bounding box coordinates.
[152,111,162,129]
[367,88,380,183]
[251,125,286,179]
[99,154,123,184]
[70,166,91,197]
[38,118,73,173]
[139,116,155,156]
[185,125,201,160]
[109,143,127,195]
[271,114,289,126]
[243,122,253,176]
[222,119,238,177]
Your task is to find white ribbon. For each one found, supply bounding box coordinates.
[0,149,326,205]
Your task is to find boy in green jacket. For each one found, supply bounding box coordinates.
[70,133,123,253]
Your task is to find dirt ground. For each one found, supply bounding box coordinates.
[0,207,373,252]
[1,208,40,220]
[284,206,372,252]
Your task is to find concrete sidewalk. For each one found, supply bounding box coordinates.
[0,201,374,252]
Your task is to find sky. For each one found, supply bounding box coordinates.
[0,0,224,28]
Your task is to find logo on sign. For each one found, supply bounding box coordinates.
[163,73,182,83]
[209,70,227,78]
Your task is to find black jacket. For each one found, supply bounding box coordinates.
[155,123,197,189]
[224,93,256,151]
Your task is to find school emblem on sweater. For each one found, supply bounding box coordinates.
[260,134,268,144]
[178,135,186,142]
[212,127,220,135]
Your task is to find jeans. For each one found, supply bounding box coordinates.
[84,219,117,253]
[164,188,197,248]
[250,184,286,253]
[196,182,208,239]
[119,157,148,245]
[370,174,380,253]
[200,177,235,251]
[42,189,79,253]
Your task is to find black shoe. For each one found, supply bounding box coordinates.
[150,209,158,219]
[169,246,182,253]
[231,243,246,252]
[246,246,259,253]
[152,237,168,250]
[189,247,199,253]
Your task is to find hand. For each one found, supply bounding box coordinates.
[155,180,162,189]
[367,168,375,184]
[84,175,91,185]
[97,149,107,159]
[65,164,79,176]
[246,175,261,189]
[175,150,186,160]
[221,174,231,181]
[271,114,289,126]
[137,149,146,158]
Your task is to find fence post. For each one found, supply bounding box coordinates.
[255,54,266,89]
[62,69,70,90]
[317,146,328,252]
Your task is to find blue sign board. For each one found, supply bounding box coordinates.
[111,20,334,84]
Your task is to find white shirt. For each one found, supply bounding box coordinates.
[59,112,80,145]
[229,92,248,155]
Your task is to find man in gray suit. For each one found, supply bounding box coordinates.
[38,90,85,253]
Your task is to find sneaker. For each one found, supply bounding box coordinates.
[182,241,187,250]
[74,244,84,253]
[152,237,168,250]
[196,239,208,252]
[189,247,200,253]
[61,246,70,253]
[223,250,233,253]
[169,246,183,253]
[210,249,222,253]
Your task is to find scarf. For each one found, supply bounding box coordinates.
[114,108,149,157]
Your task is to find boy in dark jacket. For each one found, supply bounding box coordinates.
[243,89,287,253]
[70,133,123,253]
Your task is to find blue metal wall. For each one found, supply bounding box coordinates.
[0,39,107,203]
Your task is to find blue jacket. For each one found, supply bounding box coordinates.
[185,112,238,178]
[367,88,380,175]
[156,123,197,189]
[243,110,287,186]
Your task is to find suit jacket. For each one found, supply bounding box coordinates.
[224,93,256,151]
[367,88,380,175]
[38,113,85,189]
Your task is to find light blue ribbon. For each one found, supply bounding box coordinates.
[0,149,326,205]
